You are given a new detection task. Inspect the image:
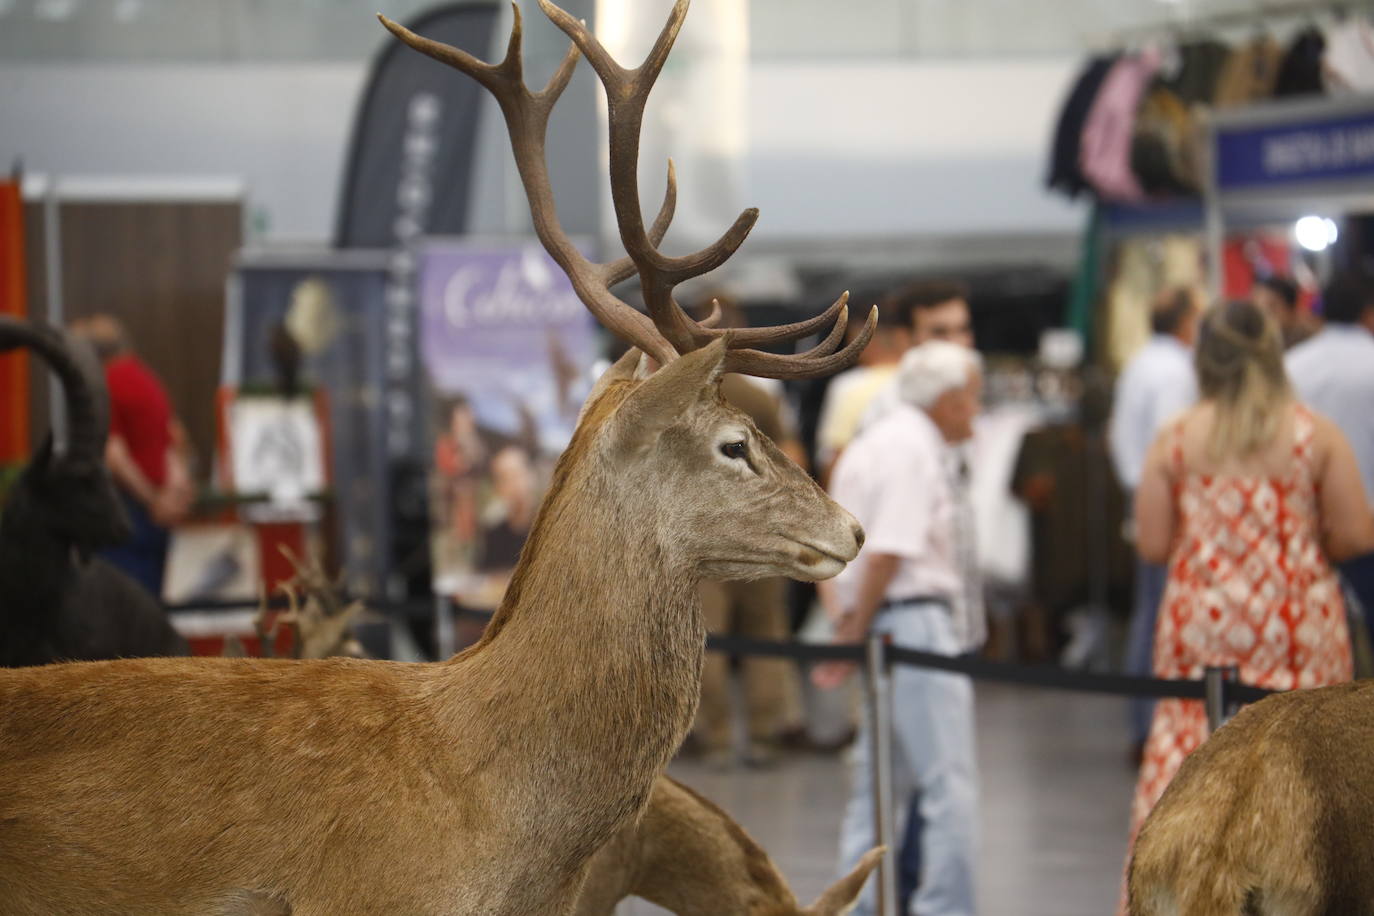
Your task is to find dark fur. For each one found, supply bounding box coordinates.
[0,435,187,667]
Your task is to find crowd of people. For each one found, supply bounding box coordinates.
[691,270,1374,916]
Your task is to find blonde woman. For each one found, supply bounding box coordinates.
[1128,299,1374,838]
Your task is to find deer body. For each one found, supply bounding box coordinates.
[0,354,862,915]
[1128,680,1374,915]
[0,2,872,911]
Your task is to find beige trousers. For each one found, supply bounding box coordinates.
[693,577,801,751]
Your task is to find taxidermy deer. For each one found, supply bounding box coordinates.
[260,549,367,660]
[0,2,872,914]
[576,775,882,916]
[0,315,187,667]
[1127,680,1374,915]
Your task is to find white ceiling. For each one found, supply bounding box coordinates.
[0,0,1358,63]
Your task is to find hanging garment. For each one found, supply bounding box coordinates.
[1275,27,1328,97]
[1102,235,1205,372]
[1046,55,1117,197]
[1012,423,1134,621]
[1126,407,1353,846]
[1213,36,1283,107]
[1131,82,1201,196]
[1323,17,1374,93]
[1080,49,1162,203]
[1164,38,1231,104]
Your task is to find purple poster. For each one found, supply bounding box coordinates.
[418,240,598,606]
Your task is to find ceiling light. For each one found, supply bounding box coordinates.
[1295,216,1338,252]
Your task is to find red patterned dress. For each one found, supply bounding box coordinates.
[1129,405,1353,834]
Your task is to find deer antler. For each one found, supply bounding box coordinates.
[378,1,875,379]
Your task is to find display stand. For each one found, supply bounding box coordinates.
[223,249,393,596]
[1201,94,1374,297]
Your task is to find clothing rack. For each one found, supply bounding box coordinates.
[1091,0,1374,47]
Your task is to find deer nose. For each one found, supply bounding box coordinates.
[852,524,865,551]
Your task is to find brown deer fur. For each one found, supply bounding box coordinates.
[575,775,882,916]
[0,341,864,915]
[1128,680,1374,915]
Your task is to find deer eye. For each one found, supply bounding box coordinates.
[719,441,748,461]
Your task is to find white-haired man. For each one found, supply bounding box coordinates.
[816,340,983,916]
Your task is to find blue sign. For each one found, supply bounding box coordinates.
[1216,109,1374,190]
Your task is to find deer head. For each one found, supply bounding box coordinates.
[380,0,873,582]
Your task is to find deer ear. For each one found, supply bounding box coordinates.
[805,846,885,915]
[578,347,645,424]
[608,336,727,454]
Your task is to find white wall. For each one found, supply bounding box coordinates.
[0,62,366,241]
[746,57,1084,239]
[0,54,1086,244]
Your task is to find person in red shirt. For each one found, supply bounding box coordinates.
[70,315,192,597]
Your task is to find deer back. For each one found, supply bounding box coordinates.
[1129,680,1374,914]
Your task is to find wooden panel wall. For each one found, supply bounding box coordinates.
[24,200,241,476]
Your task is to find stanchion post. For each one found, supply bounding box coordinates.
[434,594,455,660]
[1204,664,1240,734]
[865,632,898,916]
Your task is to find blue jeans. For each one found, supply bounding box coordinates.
[100,490,169,599]
[1124,560,1166,745]
[1340,552,1374,650]
[899,795,925,909]
[837,602,978,916]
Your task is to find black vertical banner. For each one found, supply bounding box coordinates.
[335,2,501,602]
[335,2,500,249]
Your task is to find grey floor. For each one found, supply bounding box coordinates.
[618,683,1136,916]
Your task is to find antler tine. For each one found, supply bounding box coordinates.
[714,290,853,348]
[380,6,679,367]
[697,298,723,328]
[603,160,677,288]
[378,11,510,93]
[721,303,878,380]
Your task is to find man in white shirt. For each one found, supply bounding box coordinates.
[1286,271,1374,507]
[1107,288,1200,491]
[817,341,984,916]
[1107,286,1200,757]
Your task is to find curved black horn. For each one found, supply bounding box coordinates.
[0,315,109,469]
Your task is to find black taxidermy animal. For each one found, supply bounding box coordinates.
[0,316,187,667]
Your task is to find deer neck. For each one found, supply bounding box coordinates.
[432,455,705,859]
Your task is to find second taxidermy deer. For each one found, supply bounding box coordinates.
[1127,680,1374,915]
[272,563,882,916]
[0,2,874,914]
[265,570,881,916]
[577,776,883,916]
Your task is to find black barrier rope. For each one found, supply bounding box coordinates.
[164,596,1274,704]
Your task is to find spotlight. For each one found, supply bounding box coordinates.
[1295,216,1338,252]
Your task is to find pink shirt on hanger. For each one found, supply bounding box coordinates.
[1079,47,1162,202]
